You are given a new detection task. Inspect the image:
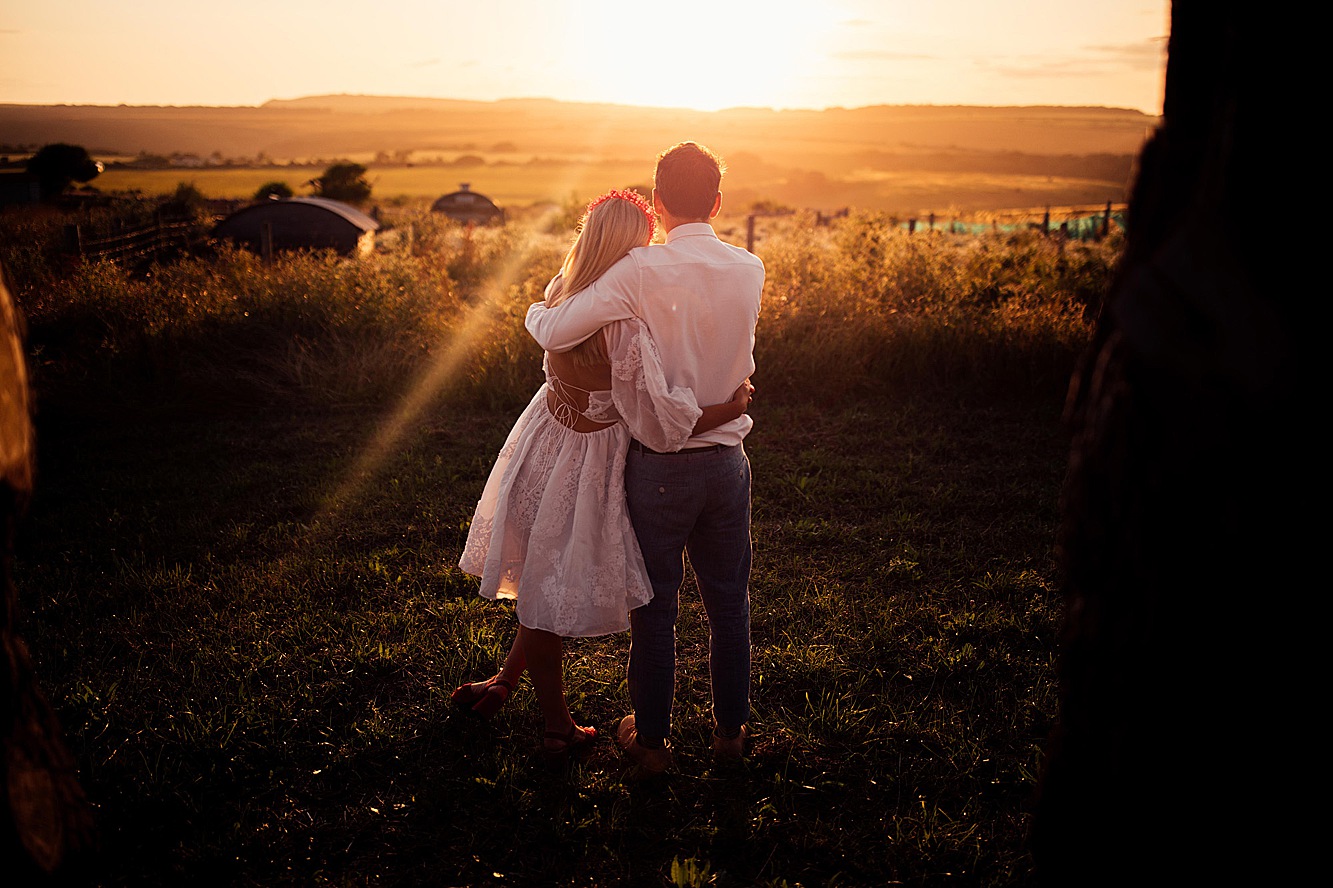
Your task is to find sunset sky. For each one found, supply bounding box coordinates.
[1,1,1169,114]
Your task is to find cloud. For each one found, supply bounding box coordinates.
[985,38,1167,81]
[1087,37,1169,71]
[989,59,1104,80]
[409,58,441,68]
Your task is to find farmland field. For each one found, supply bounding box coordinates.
[95,160,653,207]
[93,162,1124,218]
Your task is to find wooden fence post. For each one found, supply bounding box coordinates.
[746,214,756,253]
[65,223,83,258]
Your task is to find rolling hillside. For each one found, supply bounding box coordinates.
[0,96,1155,213]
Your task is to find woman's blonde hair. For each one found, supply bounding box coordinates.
[547,190,656,366]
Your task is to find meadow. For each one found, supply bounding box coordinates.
[2,207,1116,886]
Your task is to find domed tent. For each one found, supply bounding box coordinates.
[214,196,378,257]
[431,183,504,226]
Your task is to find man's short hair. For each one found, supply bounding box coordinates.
[654,142,725,219]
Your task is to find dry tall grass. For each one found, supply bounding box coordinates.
[3,206,1116,409]
[756,211,1112,402]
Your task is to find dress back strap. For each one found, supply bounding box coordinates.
[547,371,593,429]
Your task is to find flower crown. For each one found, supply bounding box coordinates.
[587,188,657,242]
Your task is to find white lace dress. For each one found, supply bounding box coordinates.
[458,318,703,637]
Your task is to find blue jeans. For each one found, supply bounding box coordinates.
[625,443,752,741]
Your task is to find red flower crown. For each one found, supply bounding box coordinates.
[587,188,657,242]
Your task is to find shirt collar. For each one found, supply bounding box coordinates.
[664,222,717,243]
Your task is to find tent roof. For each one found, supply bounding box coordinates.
[220,196,379,232]
[281,196,379,230]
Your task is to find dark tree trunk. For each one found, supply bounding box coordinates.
[2,267,96,882]
[1033,4,1291,885]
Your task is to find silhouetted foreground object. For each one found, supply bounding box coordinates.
[1,267,96,881]
[1034,6,1287,885]
[24,144,101,201]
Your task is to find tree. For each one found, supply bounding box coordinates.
[25,143,101,200]
[310,162,372,205]
[161,181,207,219]
[253,180,293,202]
[1033,6,1287,886]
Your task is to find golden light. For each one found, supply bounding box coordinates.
[308,188,577,533]
[311,238,544,523]
[576,1,836,111]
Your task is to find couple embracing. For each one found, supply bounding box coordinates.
[455,141,764,775]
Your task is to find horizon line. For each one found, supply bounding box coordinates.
[0,93,1162,117]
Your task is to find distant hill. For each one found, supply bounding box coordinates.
[0,96,1157,213]
[1,95,1154,160]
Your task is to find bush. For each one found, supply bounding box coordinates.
[252,181,294,202]
[160,182,207,220]
[311,162,372,205]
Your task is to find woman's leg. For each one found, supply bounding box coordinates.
[519,624,593,750]
[519,624,571,732]
[496,632,527,686]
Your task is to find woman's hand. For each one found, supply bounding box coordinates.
[693,378,756,435]
[730,378,755,415]
[543,273,565,306]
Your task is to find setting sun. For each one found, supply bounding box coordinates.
[572,1,838,111]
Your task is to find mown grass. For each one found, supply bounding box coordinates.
[5,207,1112,886]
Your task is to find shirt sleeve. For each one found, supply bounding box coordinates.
[587,319,702,452]
[525,255,640,352]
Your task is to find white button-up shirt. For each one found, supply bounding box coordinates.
[525,222,765,447]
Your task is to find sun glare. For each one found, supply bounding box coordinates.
[315,220,564,526]
[575,1,835,111]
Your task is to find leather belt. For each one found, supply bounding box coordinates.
[629,440,728,455]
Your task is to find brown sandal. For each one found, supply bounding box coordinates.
[450,677,515,718]
[542,723,597,762]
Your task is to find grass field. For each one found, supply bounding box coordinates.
[20,391,1066,886]
[95,161,653,208]
[5,210,1109,885]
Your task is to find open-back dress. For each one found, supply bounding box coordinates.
[457,317,702,637]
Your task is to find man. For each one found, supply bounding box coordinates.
[524,142,764,775]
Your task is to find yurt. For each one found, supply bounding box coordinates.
[431,183,504,226]
[214,197,378,257]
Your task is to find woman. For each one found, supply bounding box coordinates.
[454,190,752,759]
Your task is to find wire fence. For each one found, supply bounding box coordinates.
[744,202,1125,252]
[900,203,1125,239]
[65,217,203,264]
